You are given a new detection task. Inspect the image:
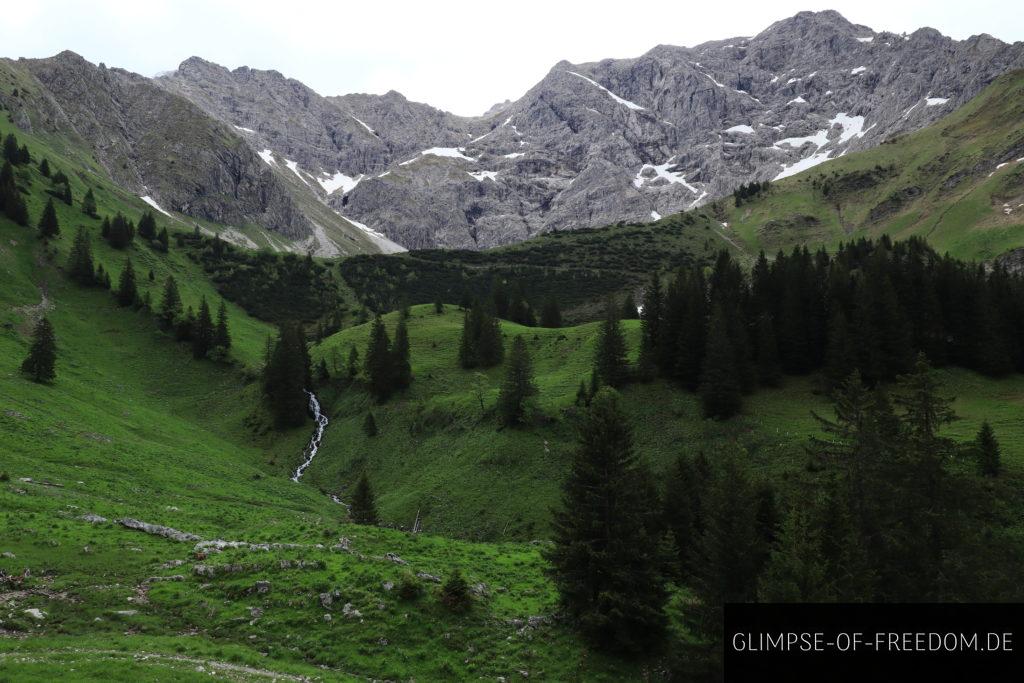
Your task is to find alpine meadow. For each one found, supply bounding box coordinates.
[2,5,1024,682]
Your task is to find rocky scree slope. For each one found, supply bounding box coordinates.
[157,10,1024,250]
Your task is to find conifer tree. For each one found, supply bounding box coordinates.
[823,309,856,392]
[391,317,412,389]
[138,211,157,240]
[155,227,169,252]
[692,448,765,632]
[440,568,471,612]
[476,309,504,367]
[317,357,330,382]
[757,505,832,602]
[192,297,215,359]
[2,134,18,164]
[754,313,782,387]
[974,421,1000,477]
[81,188,97,217]
[434,298,444,314]
[620,292,638,320]
[638,272,662,377]
[37,198,60,239]
[66,227,95,285]
[346,345,359,379]
[349,472,378,525]
[38,158,50,177]
[213,300,231,351]
[105,213,134,249]
[458,307,478,368]
[662,453,710,578]
[263,324,311,428]
[21,316,57,383]
[362,411,378,437]
[158,276,182,328]
[546,388,667,653]
[593,299,629,388]
[0,161,28,226]
[497,335,538,426]
[699,304,741,419]
[365,316,394,401]
[540,296,562,328]
[115,258,137,307]
[575,379,588,407]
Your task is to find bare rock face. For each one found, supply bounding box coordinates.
[4,11,1022,252]
[154,11,1024,250]
[0,52,313,239]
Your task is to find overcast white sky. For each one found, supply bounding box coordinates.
[1,0,1020,116]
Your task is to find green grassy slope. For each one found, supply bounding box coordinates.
[0,114,666,682]
[301,305,1024,540]
[724,69,1024,260]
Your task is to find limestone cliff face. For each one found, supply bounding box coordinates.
[8,10,1024,252]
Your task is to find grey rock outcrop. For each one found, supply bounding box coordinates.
[156,11,1024,250]
[0,51,314,239]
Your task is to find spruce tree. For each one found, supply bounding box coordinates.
[692,448,765,633]
[66,227,95,285]
[21,316,57,383]
[192,297,215,359]
[365,316,394,401]
[757,505,832,602]
[822,309,856,392]
[155,227,169,252]
[39,158,50,177]
[115,258,137,307]
[317,357,330,382]
[213,300,231,351]
[263,324,310,428]
[362,411,378,437]
[540,297,562,328]
[620,292,638,320]
[458,307,478,368]
[2,134,18,164]
[138,211,157,240]
[105,213,134,249]
[346,346,359,379]
[158,276,182,328]
[440,568,472,612]
[82,188,97,217]
[476,310,504,367]
[974,421,1000,477]
[37,198,60,239]
[754,313,782,387]
[497,335,538,426]
[546,388,667,653]
[391,317,412,390]
[638,272,662,378]
[662,453,710,578]
[434,298,444,314]
[349,472,378,525]
[593,299,629,388]
[699,304,741,419]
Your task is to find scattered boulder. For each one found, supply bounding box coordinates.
[342,603,362,619]
[385,552,408,565]
[382,581,394,591]
[118,518,201,543]
[319,592,333,609]
[1,552,15,559]
[416,572,441,583]
[80,513,107,524]
[144,574,185,583]
[254,580,271,594]
[23,608,45,620]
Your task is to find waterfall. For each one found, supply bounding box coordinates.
[291,390,329,482]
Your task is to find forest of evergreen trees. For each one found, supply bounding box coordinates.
[638,236,1024,418]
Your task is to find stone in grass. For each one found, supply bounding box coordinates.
[385,552,407,565]
[342,603,362,619]
[254,580,271,594]
[23,608,45,620]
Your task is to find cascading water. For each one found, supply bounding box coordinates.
[291,391,329,482]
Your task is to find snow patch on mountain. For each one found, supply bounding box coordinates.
[318,171,362,195]
[566,71,645,110]
[141,196,173,217]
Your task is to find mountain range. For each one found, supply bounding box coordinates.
[2,10,1022,254]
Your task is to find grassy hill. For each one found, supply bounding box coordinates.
[2,69,1024,681]
[298,305,1024,540]
[723,69,1024,261]
[0,108,667,680]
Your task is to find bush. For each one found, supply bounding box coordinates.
[439,568,471,612]
[397,570,423,601]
